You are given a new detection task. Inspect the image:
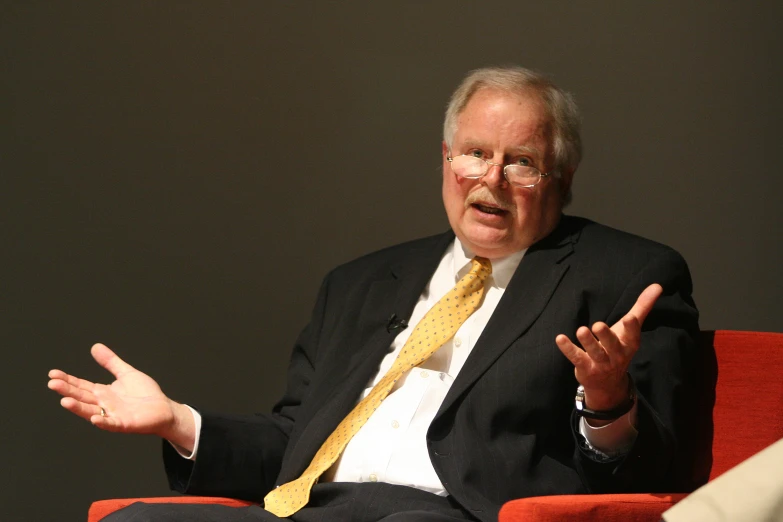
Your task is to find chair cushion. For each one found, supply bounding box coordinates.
[87,496,255,522]
[499,493,687,522]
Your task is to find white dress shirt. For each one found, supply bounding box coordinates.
[175,238,637,494]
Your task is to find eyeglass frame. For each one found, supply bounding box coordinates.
[446,153,559,188]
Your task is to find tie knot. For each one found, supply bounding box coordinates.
[471,257,492,279]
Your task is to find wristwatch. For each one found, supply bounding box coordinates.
[575,374,636,420]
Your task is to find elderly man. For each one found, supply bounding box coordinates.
[49,66,714,522]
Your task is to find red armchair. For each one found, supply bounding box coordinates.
[88,330,783,521]
[499,330,783,521]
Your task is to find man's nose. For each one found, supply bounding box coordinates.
[482,162,508,188]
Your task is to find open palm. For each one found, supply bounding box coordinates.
[48,343,175,435]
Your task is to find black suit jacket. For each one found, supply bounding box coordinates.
[164,216,715,522]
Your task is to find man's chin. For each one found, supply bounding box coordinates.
[459,230,517,259]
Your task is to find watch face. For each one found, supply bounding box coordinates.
[575,385,586,411]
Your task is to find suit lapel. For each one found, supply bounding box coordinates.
[339,232,456,380]
[280,232,454,480]
[437,219,579,415]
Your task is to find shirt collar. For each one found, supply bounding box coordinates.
[450,237,527,290]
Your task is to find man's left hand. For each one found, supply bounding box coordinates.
[556,283,663,413]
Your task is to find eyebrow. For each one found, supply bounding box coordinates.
[511,145,540,156]
[460,139,540,157]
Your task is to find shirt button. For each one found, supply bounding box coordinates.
[391,420,400,429]
[368,473,378,482]
[439,372,446,380]
[420,370,429,378]
[454,337,462,347]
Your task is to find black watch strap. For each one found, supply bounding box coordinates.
[574,374,636,420]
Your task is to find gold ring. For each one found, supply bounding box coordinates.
[100,407,107,417]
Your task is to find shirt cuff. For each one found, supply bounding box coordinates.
[579,401,638,457]
[167,405,202,461]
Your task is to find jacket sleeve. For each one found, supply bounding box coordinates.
[573,247,716,493]
[162,274,332,502]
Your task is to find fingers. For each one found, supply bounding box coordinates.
[89,414,124,432]
[60,396,124,432]
[555,334,589,368]
[48,369,97,393]
[557,322,632,374]
[49,344,133,433]
[576,325,610,363]
[573,322,632,365]
[60,396,103,422]
[48,376,99,405]
[91,343,136,379]
[592,322,634,360]
[557,284,662,393]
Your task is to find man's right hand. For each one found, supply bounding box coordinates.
[48,343,196,453]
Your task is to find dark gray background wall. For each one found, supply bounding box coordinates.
[3,2,781,520]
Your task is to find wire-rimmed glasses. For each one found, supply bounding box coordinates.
[447,154,557,188]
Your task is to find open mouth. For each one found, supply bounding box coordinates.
[472,203,507,216]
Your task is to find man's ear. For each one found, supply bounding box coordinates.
[557,167,576,207]
[559,167,575,198]
[441,141,452,174]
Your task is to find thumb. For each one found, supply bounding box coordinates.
[627,283,663,325]
[91,343,136,379]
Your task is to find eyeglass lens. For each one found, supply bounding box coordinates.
[451,156,540,184]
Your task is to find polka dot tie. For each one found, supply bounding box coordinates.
[264,257,492,517]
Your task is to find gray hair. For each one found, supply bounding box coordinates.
[443,66,582,175]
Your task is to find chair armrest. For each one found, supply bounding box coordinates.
[499,493,688,522]
[88,492,686,521]
[87,496,256,522]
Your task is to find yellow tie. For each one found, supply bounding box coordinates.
[264,257,492,517]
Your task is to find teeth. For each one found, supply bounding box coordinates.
[475,204,504,215]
